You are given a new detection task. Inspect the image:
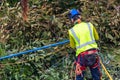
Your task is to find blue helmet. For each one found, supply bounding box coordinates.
[68,9,80,19]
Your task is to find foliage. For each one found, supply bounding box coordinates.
[0,0,120,80]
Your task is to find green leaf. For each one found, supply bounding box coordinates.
[106,33,114,40]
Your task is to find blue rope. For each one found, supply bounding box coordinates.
[0,40,70,60]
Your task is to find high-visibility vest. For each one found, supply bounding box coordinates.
[69,22,98,56]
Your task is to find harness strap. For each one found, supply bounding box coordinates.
[80,49,98,57]
[77,49,98,68]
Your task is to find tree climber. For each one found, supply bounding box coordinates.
[68,9,102,80]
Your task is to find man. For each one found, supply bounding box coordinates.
[68,9,101,80]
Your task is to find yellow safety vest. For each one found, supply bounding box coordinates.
[69,22,98,56]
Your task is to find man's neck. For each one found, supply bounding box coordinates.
[74,19,81,25]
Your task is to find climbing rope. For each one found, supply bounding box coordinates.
[0,40,69,60]
[100,60,113,80]
[0,46,67,68]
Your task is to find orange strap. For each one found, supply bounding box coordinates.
[75,62,83,76]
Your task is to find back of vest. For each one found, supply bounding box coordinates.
[69,22,98,56]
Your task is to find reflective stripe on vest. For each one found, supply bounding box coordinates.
[70,23,95,49]
[71,28,80,45]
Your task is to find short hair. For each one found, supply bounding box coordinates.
[72,15,81,21]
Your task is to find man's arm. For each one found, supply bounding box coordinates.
[89,22,99,40]
[93,26,99,41]
[68,31,76,48]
